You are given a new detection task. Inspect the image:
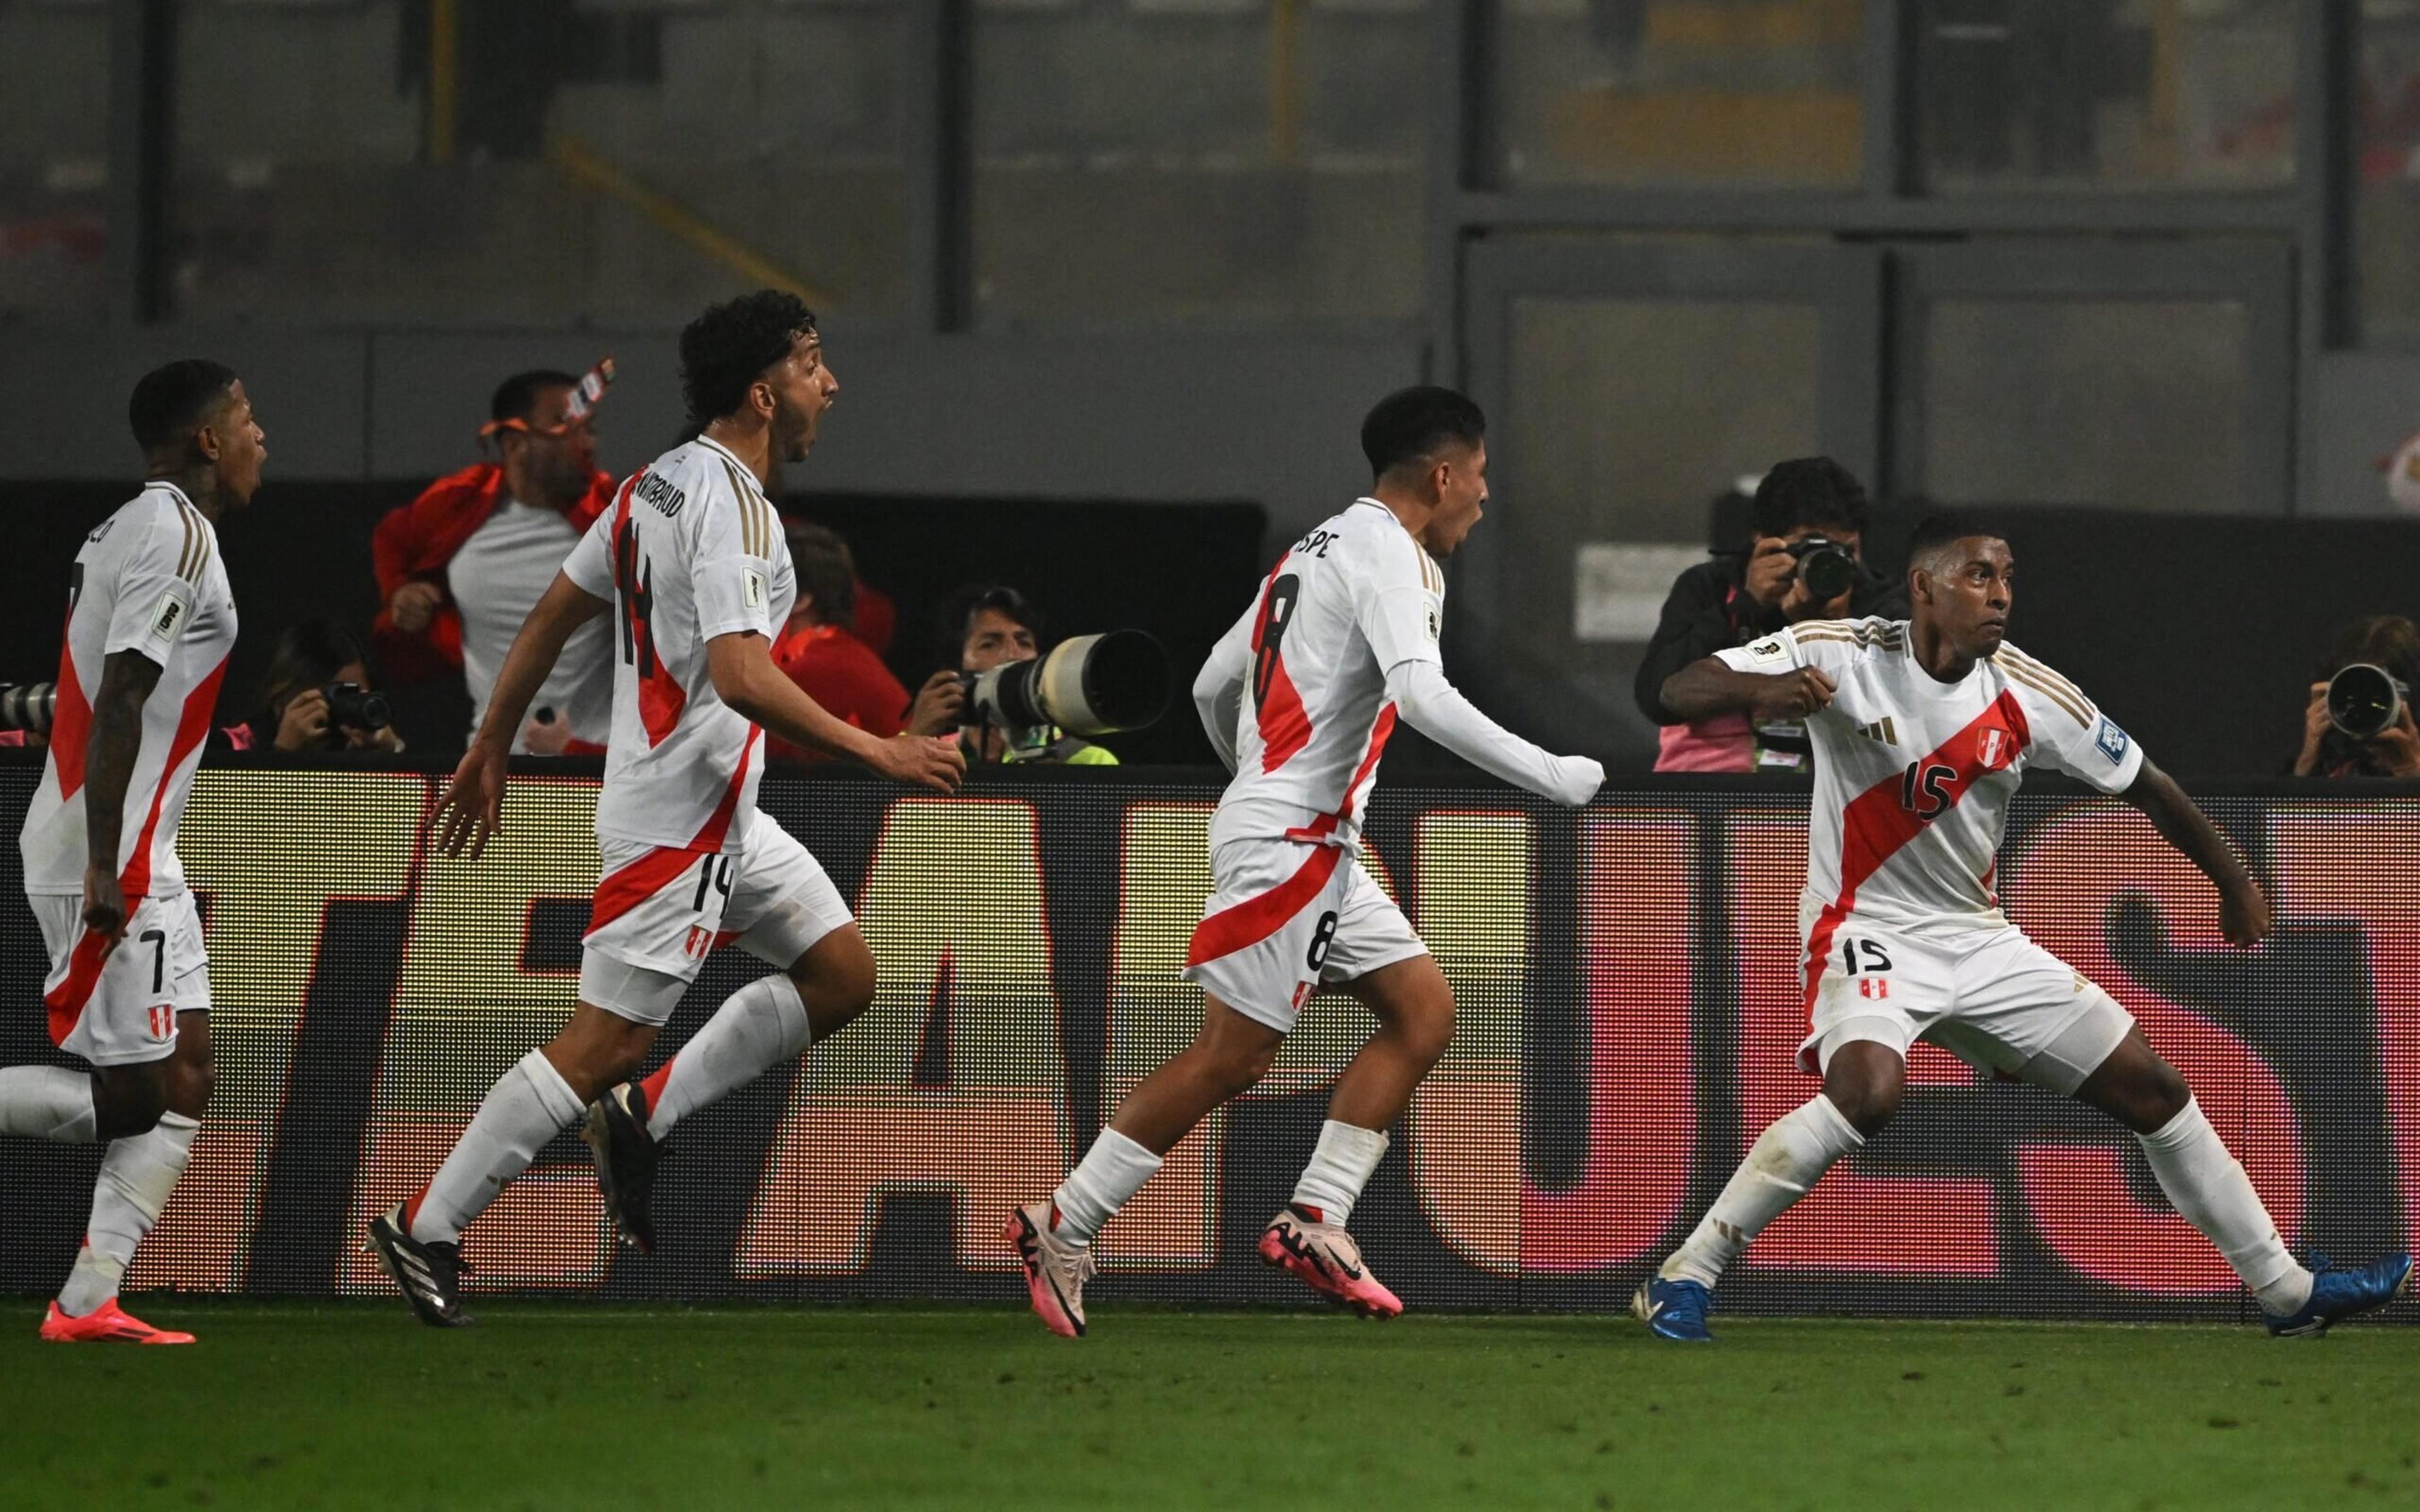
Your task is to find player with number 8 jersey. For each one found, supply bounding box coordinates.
[1006,387,1603,1337]
[367,293,963,1326]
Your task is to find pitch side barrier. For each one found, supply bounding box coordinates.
[2,756,2414,1322]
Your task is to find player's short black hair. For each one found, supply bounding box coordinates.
[938,584,1042,665]
[1751,457,1869,539]
[680,290,819,427]
[1360,386,1487,481]
[1907,512,2007,574]
[129,359,239,453]
[785,519,857,627]
[490,369,579,425]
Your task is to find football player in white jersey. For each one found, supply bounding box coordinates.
[1007,387,1604,1336]
[1634,515,2411,1341]
[5,360,265,1343]
[367,292,962,1326]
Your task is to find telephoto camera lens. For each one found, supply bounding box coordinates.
[2327,663,2409,741]
[0,682,57,735]
[962,631,1172,736]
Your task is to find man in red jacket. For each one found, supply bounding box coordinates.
[766,522,917,763]
[371,369,619,752]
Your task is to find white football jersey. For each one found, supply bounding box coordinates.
[1715,617,2144,934]
[20,481,239,898]
[561,435,795,854]
[1208,497,1445,852]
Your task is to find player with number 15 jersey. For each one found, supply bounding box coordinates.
[1632,512,2411,1344]
[1007,387,1603,1337]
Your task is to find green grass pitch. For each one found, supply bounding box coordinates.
[4,1300,2411,1509]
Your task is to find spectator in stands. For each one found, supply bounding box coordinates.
[2291,614,2420,778]
[371,368,618,754]
[1635,457,1904,772]
[909,584,1118,766]
[215,621,403,754]
[767,522,914,763]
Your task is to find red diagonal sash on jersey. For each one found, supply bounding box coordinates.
[1284,702,1398,845]
[1186,843,1346,968]
[49,608,93,801]
[585,727,761,939]
[45,656,229,1043]
[1799,689,2032,1021]
[1250,562,1312,771]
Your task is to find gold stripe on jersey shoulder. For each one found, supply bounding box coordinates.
[1999,645,2092,712]
[1999,660,2093,727]
[722,461,769,556]
[1420,547,1442,593]
[171,500,200,581]
[189,511,214,583]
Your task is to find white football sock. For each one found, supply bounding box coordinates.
[1291,1120,1389,1227]
[644,973,812,1140]
[1661,1094,1864,1289]
[0,1065,98,1143]
[1051,1128,1163,1247]
[59,1111,199,1317]
[2136,1097,2312,1315]
[410,1049,585,1245]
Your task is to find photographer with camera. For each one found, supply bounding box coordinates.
[1635,457,1904,772]
[908,585,1124,766]
[214,621,403,755]
[765,522,912,764]
[2291,614,2420,779]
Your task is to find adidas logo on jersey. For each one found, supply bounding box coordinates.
[1857,717,1898,746]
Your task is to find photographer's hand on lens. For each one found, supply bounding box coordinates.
[871,731,967,793]
[1750,667,1837,723]
[1743,538,1799,611]
[434,743,509,859]
[275,688,333,753]
[389,580,444,636]
[2373,703,2420,777]
[905,669,966,737]
[2294,682,2332,776]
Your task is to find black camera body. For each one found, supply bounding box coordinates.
[0,682,57,735]
[959,631,1171,737]
[2327,663,2410,741]
[1786,536,1857,603]
[321,682,393,733]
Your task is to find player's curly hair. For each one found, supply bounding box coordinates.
[679,290,819,427]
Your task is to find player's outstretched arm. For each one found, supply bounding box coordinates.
[434,572,608,859]
[1384,660,1603,805]
[2121,760,2271,948]
[705,631,964,793]
[79,649,163,948]
[1192,607,1252,774]
[1659,655,1836,724]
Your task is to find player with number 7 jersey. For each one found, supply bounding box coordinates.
[1006,387,1604,1337]
[7,361,267,1344]
[367,294,962,1327]
[1630,513,2410,1344]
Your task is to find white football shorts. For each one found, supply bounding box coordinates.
[1797,912,2135,1096]
[580,809,852,1025]
[1182,837,1427,1033]
[33,889,210,1067]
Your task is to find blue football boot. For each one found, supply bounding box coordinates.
[2262,1253,2412,1338]
[1633,1275,1713,1341]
